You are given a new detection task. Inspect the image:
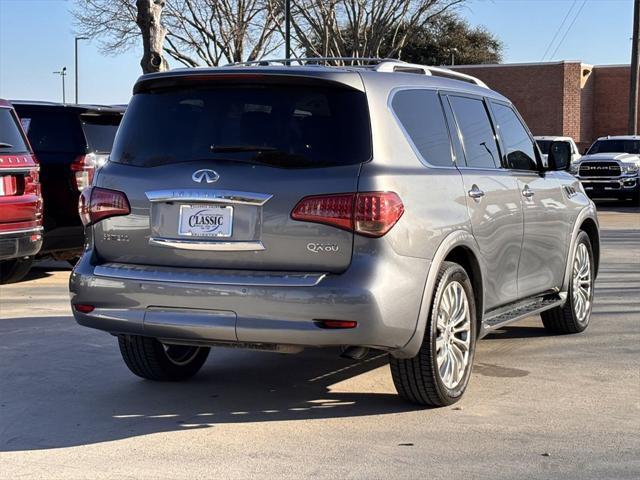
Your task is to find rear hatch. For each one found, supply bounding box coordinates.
[0,106,41,232]
[94,72,371,272]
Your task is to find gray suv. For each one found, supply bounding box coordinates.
[70,59,599,407]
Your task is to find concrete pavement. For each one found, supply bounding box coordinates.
[0,200,638,479]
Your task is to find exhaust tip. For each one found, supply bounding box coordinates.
[340,346,369,360]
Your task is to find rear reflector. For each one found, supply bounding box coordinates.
[79,187,130,226]
[74,304,95,313]
[315,320,358,329]
[291,192,404,238]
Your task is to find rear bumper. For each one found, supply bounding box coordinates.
[69,252,430,354]
[0,227,43,261]
[579,176,639,197]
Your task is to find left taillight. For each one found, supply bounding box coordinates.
[291,191,404,238]
[71,153,108,191]
[79,186,130,226]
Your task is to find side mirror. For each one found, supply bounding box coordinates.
[548,141,571,171]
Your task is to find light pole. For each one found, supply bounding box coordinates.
[450,48,458,66]
[75,36,89,104]
[284,0,291,64]
[53,67,67,103]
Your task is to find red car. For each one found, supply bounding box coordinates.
[0,99,42,283]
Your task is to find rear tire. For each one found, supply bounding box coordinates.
[118,335,210,381]
[541,231,594,334]
[0,257,34,284]
[390,261,477,407]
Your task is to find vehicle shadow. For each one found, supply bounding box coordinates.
[0,315,422,452]
[593,198,640,213]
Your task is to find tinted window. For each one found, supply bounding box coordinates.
[17,110,84,153]
[0,108,29,154]
[391,89,452,166]
[536,140,552,154]
[448,96,500,168]
[81,114,122,153]
[587,139,640,155]
[111,85,372,168]
[492,102,537,171]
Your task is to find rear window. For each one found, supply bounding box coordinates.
[81,114,122,153]
[0,108,30,154]
[110,84,372,168]
[16,110,84,153]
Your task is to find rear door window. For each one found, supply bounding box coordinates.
[0,108,30,154]
[391,89,453,167]
[81,114,123,153]
[110,84,372,168]
[448,95,500,169]
[490,102,538,171]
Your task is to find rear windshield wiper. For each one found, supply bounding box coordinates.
[210,144,278,153]
[0,142,14,148]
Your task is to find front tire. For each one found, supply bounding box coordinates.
[390,261,477,407]
[0,257,34,284]
[541,231,594,334]
[118,335,210,381]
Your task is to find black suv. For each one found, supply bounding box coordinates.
[12,102,124,261]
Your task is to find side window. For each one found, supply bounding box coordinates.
[448,95,500,169]
[391,89,453,167]
[491,102,538,171]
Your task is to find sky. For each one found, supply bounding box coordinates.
[0,0,634,104]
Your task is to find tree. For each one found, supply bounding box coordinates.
[73,0,283,68]
[136,0,169,73]
[290,0,465,60]
[396,13,502,65]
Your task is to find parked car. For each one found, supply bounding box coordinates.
[11,101,125,261]
[570,135,640,203]
[0,99,42,283]
[535,136,581,164]
[70,59,600,407]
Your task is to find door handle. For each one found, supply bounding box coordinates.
[468,185,485,199]
[522,185,535,198]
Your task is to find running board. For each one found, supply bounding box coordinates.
[480,292,566,336]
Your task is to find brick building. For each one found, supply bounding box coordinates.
[451,61,638,150]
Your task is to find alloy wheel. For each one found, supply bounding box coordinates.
[435,281,472,389]
[572,242,592,324]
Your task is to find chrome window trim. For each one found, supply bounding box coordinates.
[149,237,265,251]
[146,189,273,206]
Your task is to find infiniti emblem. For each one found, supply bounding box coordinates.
[192,169,220,184]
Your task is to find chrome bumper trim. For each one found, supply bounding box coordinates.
[93,262,327,287]
[0,226,43,237]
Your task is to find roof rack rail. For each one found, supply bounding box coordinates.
[229,57,396,67]
[228,57,488,88]
[373,60,488,88]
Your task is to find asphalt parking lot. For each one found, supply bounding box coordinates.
[0,200,638,479]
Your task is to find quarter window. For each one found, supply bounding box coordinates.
[448,96,500,169]
[391,89,453,167]
[491,102,538,171]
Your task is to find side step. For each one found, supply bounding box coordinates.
[481,292,566,337]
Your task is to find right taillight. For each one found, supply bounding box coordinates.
[79,186,130,226]
[71,153,109,191]
[291,191,404,238]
